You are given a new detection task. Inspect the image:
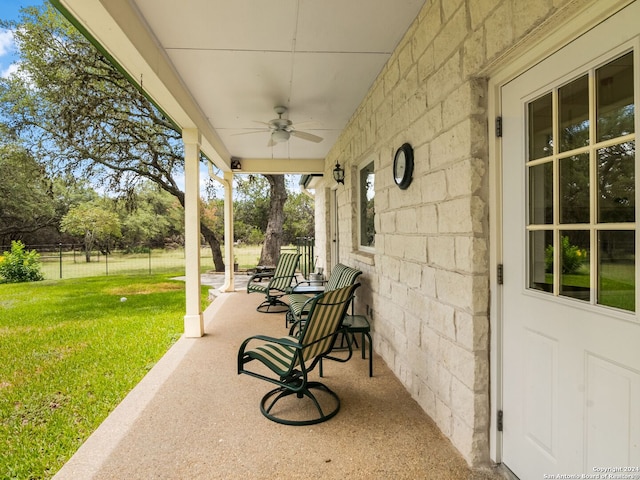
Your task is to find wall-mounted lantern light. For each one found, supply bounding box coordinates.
[333,161,345,184]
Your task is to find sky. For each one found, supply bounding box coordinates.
[0,0,44,78]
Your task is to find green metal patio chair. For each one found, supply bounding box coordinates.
[285,263,362,325]
[246,252,300,313]
[238,283,360,425]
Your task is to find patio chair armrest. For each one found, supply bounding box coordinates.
[238,334,301,355]
[247,271,275,283]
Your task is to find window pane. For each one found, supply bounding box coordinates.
[529,230,553,292]
[598,141,635,223]
[559,75,589,152]
[597,52,635,142]
[559,153,590,224]
[598,230,635,311]
[528,93,553,160]
[360,162,375,248]
[529,162,553,224]
[559,230,590,301]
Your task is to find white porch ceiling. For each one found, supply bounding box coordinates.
[56,0,425,171]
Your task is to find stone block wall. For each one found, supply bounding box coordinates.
[314,0,578,466]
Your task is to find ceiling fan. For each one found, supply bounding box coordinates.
[236,106,324,147]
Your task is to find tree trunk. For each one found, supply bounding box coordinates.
[260,175,288,266]
[201,223,225,272]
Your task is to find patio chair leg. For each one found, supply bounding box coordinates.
[259,382,340,426]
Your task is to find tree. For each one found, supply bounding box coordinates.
[0,142,57,242]
[115,183,184,250]
[60,202,122,262]
[260,174,288,266]
[283,190,314,244]
[0,5,225,270]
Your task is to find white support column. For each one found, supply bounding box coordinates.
[220,171,235,292]
[182,129,204,337]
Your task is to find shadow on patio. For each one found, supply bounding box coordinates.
[53,290,501,480]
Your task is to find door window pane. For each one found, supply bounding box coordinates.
[529,230,554,292]
[529,162,553,224]
[598,230,635,311]
[559,75,589,152]
[525,52,635,312]
[597,52,635,142]
[559,230,590,301]
[559,153,590,224]
[598,141,635,223]
[528,93,553,160]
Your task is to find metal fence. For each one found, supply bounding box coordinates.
[1,240,315,280]
[1,244,191,280]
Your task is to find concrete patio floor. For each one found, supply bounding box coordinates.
[53,288,504,480]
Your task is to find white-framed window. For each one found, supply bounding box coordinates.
[358,160,375,251]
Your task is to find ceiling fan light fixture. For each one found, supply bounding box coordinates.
[271,129,290,143]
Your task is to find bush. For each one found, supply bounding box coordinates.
[0,241,45,283]
[545,236,587,274]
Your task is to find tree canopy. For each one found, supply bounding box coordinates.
[0,5,314,268]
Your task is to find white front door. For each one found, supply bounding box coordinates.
[501,3,640,478]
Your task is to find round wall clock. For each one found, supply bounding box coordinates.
[393,143,414,190]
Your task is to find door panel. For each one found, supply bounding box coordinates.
[501,2,640,478]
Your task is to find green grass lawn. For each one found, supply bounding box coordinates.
[0,274,210,479]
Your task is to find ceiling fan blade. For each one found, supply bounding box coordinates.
[290,130,323,143]
[230,129,269,136]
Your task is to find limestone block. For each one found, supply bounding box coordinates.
[421,264,437,296]
[417,44,435,82]
[454,236,488,274]
[442,0,464,21]
[413,2,440,59]
[426,298,456,340]
[380,211,396,234]
[396,208,418,234]
[407,287,428,318]
[398,40,414,77]
[486,1,514,61]
[513,0,552,40]
[433,7,468,68]
[435,398,453,437]
[450,375,476,427]
[426,52,461,105]
[430,121,471,170]
[390,280,409,306]
[416,204,439,234]
[417,383,436,419]
[394,67,419,116]
[378,275,393,300]
[380,254,401,281]
[402,235,428,263]
[438,196,486,234]
[384,60,400,95]
[407,338,428,372]
[454,312,489,351]
[446,157,487,200]
[407,106,442,146]
[463,28,486,79]
[436,364,453,405]
[440,337,475,389]
[421,325,441,363]
[469,0,501,29]
[419,170,447,204]
[428,236,456,270]
[451,415,474,465]
[443,82,486,130]
[400,260,422,289]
